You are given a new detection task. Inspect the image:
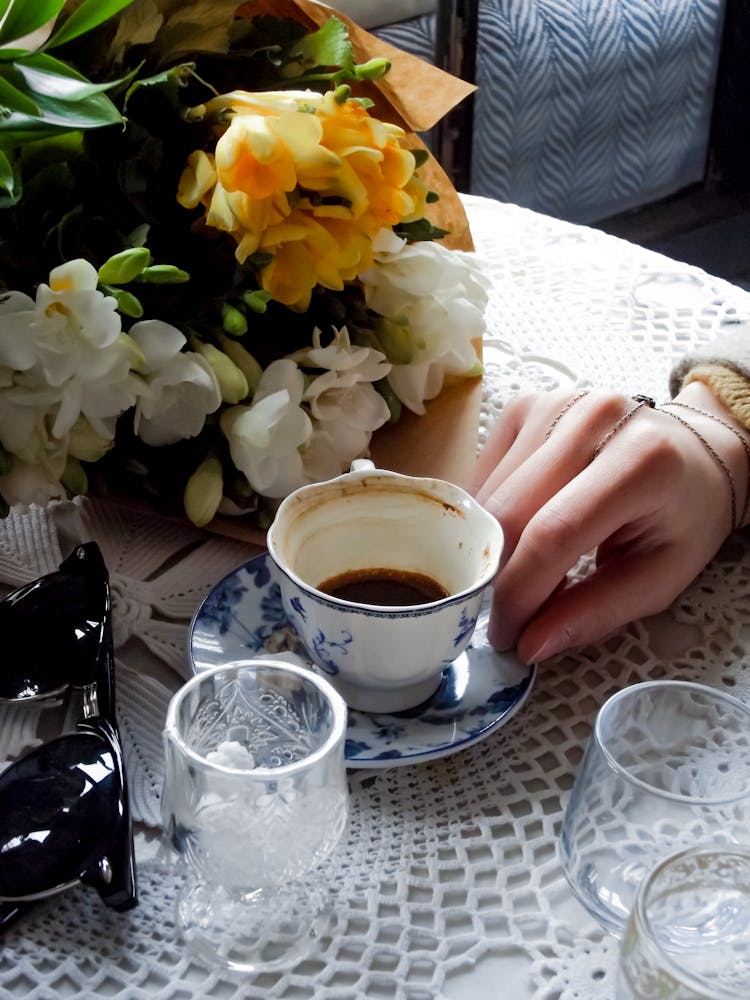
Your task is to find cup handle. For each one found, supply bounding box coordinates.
[350,459,376,473]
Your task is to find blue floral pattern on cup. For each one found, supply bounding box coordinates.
[309,629,353,676]
[453,607,476,647]
[190,553,536,768]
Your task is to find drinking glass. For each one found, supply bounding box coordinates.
[559,680,750,937]
[162,659,349,971]
[617,845,750,999]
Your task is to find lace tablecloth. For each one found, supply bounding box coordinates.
[3,195,750,999]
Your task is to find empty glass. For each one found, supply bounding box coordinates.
[162,659,349,971]
[560,680,750,937]
[617,845,750,999]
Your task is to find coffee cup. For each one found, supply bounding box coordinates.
[266,460,504,713]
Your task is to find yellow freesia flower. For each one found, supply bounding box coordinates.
[177,87,427,310]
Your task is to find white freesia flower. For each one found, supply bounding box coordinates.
[293,327,391,465]
[0,459,66,507]
[0,291,38,370]
[293,326,389,382]
[267,327,390,483]
[359,233,489,414]
[130,320,222,446]
[220,359,313,498]
[0,393,68,505]
[0,260,140,440]
[298,426,349,484]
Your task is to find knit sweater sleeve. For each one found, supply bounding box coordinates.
[669,322,750,430]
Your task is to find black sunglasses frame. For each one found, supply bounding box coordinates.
[0,543,137,928]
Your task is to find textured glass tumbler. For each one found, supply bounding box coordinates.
[617,845,750,999]
[162,659,349,971]
[559,680,750,937]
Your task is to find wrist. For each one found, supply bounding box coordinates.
[670,381,750,528]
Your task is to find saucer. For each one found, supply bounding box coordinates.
[189,554,536,769]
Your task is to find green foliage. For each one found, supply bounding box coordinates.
[0,0,138,202]
[394,218,449,243]
[286,17,353,75]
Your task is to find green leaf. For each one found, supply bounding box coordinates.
[18,129,83,170]
[0,146,16,201]
[0,0,65,49]
[0,68,40,115]
[127,223,150,248]
[15,52,127,101]
[287,17,353,74]
[393,218,449,243]
[123,62,195,111]
[46,0,138,49]
[0,48,39,63]
[0,51,125,145]
[245,251,274,271]
[0,91,123,144]
[0,114,72,145]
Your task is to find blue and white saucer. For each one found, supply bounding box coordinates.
[189,553,536,769]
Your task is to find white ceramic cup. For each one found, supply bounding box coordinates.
[266,460,504,713]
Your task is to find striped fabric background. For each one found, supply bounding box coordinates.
[375,0,727,223]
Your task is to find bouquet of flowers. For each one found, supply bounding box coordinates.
[0,0,488,532]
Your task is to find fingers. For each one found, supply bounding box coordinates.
[487,416,693,651]
[514,544,702,664]
[487,461,657,651]
[477,392,633,562]
[469,394,531,495]
[476,385,747,664]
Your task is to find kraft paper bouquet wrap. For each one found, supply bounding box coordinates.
[0,0,486,539]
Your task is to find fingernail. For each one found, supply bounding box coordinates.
[488,619,515,653]
[521,635,564,664]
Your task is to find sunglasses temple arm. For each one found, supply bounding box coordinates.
[0,900,34,932]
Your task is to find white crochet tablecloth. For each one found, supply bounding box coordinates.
[2,194,750,999]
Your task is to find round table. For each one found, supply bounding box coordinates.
[2,194,750,999]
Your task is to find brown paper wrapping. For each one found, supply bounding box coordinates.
[237,0,476,251]
[202,2,483,545]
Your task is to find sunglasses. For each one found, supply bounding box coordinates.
[0,542,137,928]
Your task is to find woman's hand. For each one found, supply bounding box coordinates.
[471,381,750,663]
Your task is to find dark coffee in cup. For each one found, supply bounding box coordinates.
[266,459,504,712]
[319,568,449,607]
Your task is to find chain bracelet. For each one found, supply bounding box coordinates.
[658,406,739,532]
[661,400,750,525]
[590,396,655,461]
[544,390,590,441]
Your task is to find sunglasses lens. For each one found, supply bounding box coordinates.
[0,731,123,899]
[0,543,109,702]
